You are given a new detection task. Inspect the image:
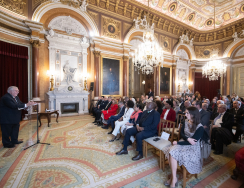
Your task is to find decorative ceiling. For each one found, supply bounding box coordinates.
[136,0,244,31]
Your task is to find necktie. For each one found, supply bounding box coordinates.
[14,98,18,103]
[214,113,222,124]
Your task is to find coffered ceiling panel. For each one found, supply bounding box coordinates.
[135,0,244,31]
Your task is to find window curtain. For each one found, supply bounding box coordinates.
[0,40,28,104]
[195,72,220,100]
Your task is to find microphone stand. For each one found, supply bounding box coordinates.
[24,104,50,150]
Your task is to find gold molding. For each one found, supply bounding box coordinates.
[93,50,101,57]
[30,39,41,48]
[101,15,121,40]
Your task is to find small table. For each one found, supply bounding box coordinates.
[38,110,59,127]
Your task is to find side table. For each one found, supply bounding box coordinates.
[38,110,59,127]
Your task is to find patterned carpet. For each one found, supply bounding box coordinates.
[0,115,243,188]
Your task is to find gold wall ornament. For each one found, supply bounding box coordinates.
[93,51,101,57]
[160,36,171,52]
[30,39,41,48]
[195,44,222,59]
[60,0,81,8]
[123,55,129,61]
[102,16,121,40]
[84,78,88,91]
[88,11,99,27]
[0,0,26,15]
[50,75,54,91]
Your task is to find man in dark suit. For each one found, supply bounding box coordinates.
[211,100,224,120]
[103,101,125,131]
[193,101,211,135]
[148,89,154,99]
[211,104,234,155]
[179,100,191,114]
[229,101,244,142]
[0,86,35,148]
[92,96,103,116]
[116,102,160,161]
[94,97,112,124]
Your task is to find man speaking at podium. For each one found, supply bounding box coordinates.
[0,86,35,148]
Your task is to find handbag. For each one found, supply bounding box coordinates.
[200,140,211,160]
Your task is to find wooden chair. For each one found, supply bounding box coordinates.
[209,120,214,140]
[173,114,186,141]
[143,119,175,171]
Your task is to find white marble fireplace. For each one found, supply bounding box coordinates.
[46,16,89,116]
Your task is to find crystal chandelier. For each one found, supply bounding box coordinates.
[132,1,163,75]
[202,1,226,81]
[133,29,163,75]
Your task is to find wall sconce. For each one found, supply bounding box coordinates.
[142,80,145,85]
[46,70,55,91]
[83,73,90,91]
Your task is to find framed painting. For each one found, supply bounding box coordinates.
[160,67,171,95]
[102,58,121,95]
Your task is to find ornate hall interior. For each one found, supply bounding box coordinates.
[0,0,244,187]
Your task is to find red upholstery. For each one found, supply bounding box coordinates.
[235,147,244,173]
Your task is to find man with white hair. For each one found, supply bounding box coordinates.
[211,104,234,155]
[0,86,35,148]
[211,100,225,120]
[229,101,244,142]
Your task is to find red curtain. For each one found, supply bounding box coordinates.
[195,72,220,101]
[0,40,28,103]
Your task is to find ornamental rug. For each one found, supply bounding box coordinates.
[0,115,243,188]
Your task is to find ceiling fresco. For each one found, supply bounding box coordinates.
[135,0,244,31]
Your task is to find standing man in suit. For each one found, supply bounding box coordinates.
[0,86,35,148]
[211,104,234,155]
[103,101,125,131]
[116,102,160,161]
[229,101,244,142]
[148,89,154,99]
[192,101,211,135]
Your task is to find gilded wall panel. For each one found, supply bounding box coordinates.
[223,40,233,52]
[160,35,171,53]
[1,0,27,16]
[89,0,96,4]
[123,23,132,35]
[88,11,99,28]
[195,44,222,59]
[237,67,244,97]
[172,39,178,48]
[102,16,121,40]
[100,2,105,8]
[109,5,115,12]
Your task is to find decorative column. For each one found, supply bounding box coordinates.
[155,66,159,96]
[80,39,90,89]
[172,65,176,95]
[93,51,101,97]
[30,39,41,99]
[191,68,196,94]
[123,56,129,97]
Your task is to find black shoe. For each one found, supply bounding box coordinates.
[97,123,102,126]
[108,131,113,134]
[213,151,223,155]
[116,150,128,155]
[128,140,132,146]
[4,144,15,148]
[102,126,108,129]
[14,141,23,144]
[92,121,97,123]
[132,154,143,161]
[109,137,116,142]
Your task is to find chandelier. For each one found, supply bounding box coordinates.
[202,1,226,81]
[132,1,163,75]
[133,28,163,75]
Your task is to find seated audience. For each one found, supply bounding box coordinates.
[116,102,160,161]
[162,107,208,188]
[211,98,217,112]
[211,104,234,155]
[136,98,141,105]
[145,95,149,99]
[211,100,224,120]
[99,99,118,126]
[109,100,134,142]
[155,100,163,115]
[121,104,143,143]
[94,97,112,123]
[143,99,152,111]
[105,101,125,131]
[223,95,231,109]
[202,102,212,117]
[229,101,244,142]
[159,101,176,128]
[192,101,211,135]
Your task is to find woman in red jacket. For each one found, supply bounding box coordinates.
[101,99,118,125]
[158,100,176,129]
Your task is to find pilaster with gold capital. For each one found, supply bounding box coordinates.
[93,51,101,97]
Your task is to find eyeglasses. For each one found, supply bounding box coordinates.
[185,112,189,114]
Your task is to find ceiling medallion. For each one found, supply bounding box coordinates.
[188,13,195,22]
[169,2,177,13]
[241,4,244,13]
[205,19,214,27]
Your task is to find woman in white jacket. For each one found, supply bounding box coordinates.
[109,100,135,142]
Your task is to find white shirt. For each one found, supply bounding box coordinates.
[163,109,170,120]
[199,109,202,112]
[123,108,134,121]
[215,111,226,127]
